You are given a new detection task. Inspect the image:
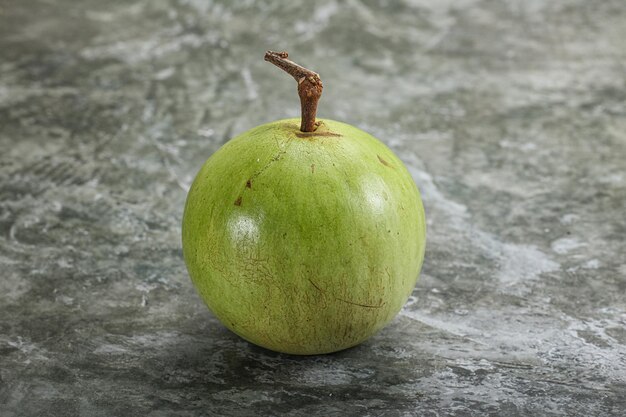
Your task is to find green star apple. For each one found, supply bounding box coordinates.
[182,51,426,355]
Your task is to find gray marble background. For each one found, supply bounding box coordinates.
[1,0,625,416]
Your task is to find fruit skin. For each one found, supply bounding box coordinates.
[182,118,426,355]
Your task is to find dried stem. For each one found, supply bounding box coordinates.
[264,51,323,132]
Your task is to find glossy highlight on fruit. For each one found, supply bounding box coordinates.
[182,118,426,354]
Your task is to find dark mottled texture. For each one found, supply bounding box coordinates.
[1,0,625,416]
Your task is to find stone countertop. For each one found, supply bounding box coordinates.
[1,1,625,416]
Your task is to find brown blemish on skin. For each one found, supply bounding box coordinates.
[295,131,342,138]
[377,155,393,168]
[335,296,385,309]
[308,278,324,293]
[234,196,242,206]
[311,163,315,173]
[247,145,290,185]
[246,179,252,188]
[308,278,329,309]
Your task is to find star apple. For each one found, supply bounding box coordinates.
[182,51,426,354]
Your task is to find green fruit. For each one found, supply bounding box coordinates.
[182,51,426,354]
[182,118,426,354]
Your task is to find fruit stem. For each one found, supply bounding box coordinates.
[264,51,323,132]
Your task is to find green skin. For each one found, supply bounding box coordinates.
[182,118,426,355]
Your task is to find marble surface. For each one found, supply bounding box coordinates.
[1,0,626,415]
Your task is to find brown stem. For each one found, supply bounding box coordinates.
[264,51,323,132]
